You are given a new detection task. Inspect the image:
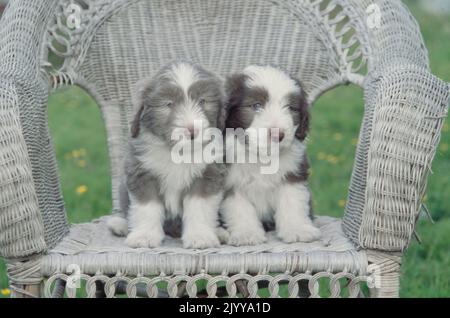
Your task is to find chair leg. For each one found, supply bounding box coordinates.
[367,251,401,298]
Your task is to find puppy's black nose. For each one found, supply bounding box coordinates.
[187,126,199,139]
[269,129,285,142]
[188,128,195,140]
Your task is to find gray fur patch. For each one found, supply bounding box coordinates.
[284,153,313,218]
[124,148,161,204]
[188,163,227,198]
[188,79,225,130]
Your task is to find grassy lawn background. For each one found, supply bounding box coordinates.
[0,0,448,297]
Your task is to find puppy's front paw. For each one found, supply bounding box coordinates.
[125,230,164,248]
[278,224,321,243]
[228,228,267,246]
[106,216,128,237]
[216,227,230,245]
[182,228,220,249]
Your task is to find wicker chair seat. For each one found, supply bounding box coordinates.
[39,216,369,297]
[42,216,367,276]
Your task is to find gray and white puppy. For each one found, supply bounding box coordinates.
[221,65,321,246]
[107,62,226,249]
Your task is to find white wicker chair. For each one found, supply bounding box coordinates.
[0,0,449,298]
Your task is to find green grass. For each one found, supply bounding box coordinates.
[0,0,449,298]
[46,87,112,223]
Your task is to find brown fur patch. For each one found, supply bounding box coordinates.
[225,74,272,130]
[290,80,310,141]
[285,153,310,183]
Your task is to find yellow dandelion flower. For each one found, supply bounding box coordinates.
[338,200,346,208]
[77,160,87,168]
[327,155,339,164]
[333,133,343,141]
[76,185,88,195]
[439,143,448,153]
[317,152,327,160]
[72,150,81,158]
[1,288,11,296]
[351,138,358,146]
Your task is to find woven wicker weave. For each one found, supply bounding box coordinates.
[0,0,448,298]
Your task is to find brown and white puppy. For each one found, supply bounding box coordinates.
[107,61,226,249]
[221,65,321,246]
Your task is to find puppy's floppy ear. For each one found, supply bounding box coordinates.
[130,78,154,138]
[217,95,227,132]
[130,105,144,138]
[223,73,247,129]
[225,73,247,108]
[212,76,227,132]
[294,80,310,142]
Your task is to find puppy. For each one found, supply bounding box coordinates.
[221,65,321,246]
[107,61,226,249]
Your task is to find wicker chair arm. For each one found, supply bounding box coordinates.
[0,78,48,259]
[354,65,449,251]
[0,0,66,259]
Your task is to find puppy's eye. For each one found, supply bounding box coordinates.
[252,102,263,112]
[288,105,299,112]
[199,99,206,106]
[166,101,174,107]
